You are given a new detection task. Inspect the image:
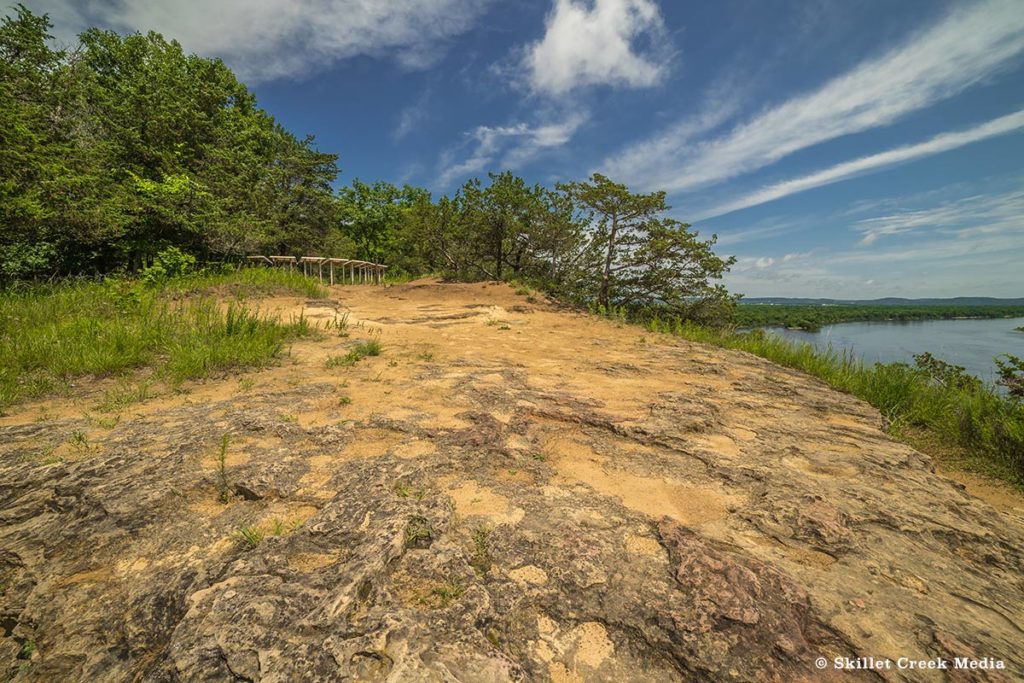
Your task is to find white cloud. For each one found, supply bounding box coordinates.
[702,213,824,247]
[393,91,431,141]
[782,251,812,262]
[436,113,587,187]
[31,0,491,82]
[723,185,1024,297]
[853,186,1024,245]
[697,109,1024,219]
[601,0,1024,192]
[522,0,669,96]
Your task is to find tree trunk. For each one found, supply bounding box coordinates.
[599,217,617,310]
[494,219,504,280]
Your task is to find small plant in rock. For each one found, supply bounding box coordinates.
[418,351,435,362]
[237,378,255,392]
[234,524,265,548]
[69,430,91,453]
[216,433,231,503]
[405,515,433,549]
[394,481,412,497]
[338,395,352,406]
[18,640,36,660]
[88,414,120,429]
[269,518,301,536]
[428,579,465,607]
[471,524,492,574]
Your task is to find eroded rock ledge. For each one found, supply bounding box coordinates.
[2,281,1022,681]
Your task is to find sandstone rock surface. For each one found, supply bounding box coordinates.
[2,281,1022,681]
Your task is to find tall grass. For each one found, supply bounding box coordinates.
[160,266,327,299]
[643,317,1024,486]
[0,270,318,411]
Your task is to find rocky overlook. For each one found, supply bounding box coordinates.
[2,281,1022,682]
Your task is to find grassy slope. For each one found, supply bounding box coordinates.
[643,319,1024,489]
[0,269,324,412]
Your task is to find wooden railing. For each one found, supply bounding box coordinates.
[246,255,387,285]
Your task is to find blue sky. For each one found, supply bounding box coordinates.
[31,0,1024,298]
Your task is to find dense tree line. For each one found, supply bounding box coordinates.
[1,5,339,276]
[734,304,1024,331]
[1,6,736,323]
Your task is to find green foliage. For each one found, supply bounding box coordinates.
[995,355,1024,399]
[141,246,196,284]
[234,524,265,549]
[735,303,1024,330]
[470,524,492,574]
[912,352,981,391]
[558,174,737,324]
[405,515,433,549]
[428,579,465,607]
[1,6,339,278]
[326,339,383,368]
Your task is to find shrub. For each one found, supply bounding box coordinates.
[141,247,196,284]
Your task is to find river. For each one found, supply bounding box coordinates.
[767,316,1024,385]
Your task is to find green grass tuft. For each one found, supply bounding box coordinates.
[0,272,316,412]
[234,524,265,548]
[325,339,383,368]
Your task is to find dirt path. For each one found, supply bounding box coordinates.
[2,280,1023,681]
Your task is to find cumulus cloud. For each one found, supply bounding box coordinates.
[600,0,1024,192]
[436,113,588,187]
[696,109,1024,219]
[31,0,491,82]
[521,0,669,96]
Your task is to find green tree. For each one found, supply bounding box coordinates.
[0,6,341,279]
[559,173,736,321]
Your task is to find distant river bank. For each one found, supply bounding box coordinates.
[767,316,1024,385]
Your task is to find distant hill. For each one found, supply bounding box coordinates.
[740,297,1024,306]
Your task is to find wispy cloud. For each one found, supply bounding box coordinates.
[393,90,431,141]
[601,0,1024,192]
[36,0,492,82]
[853,186,1024,245]
[520,0,670,96]
[436,113,587,187]
[723,184,1024,297]
[697,109,1024,219]
[710,216,814,247]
